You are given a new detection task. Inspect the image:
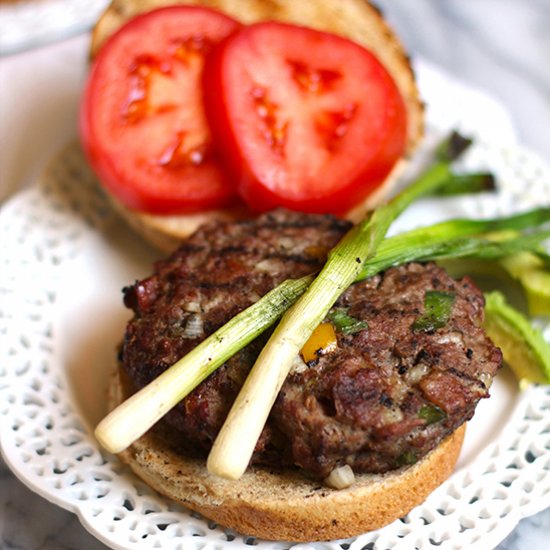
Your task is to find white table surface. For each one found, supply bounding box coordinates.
[1,1,549,548]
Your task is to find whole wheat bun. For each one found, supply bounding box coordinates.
[90,0,424,252]
[110,367,465,542]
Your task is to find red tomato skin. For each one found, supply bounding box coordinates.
[204,22,408,214]
[80,6,242,214]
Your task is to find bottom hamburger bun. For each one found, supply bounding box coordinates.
[109,366,466,542]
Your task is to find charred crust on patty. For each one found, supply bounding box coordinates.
[120,210,502,480]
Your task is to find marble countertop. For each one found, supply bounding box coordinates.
[1,1,549,549]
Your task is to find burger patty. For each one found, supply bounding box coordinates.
[121,209,502,479]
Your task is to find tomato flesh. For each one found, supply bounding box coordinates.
[204,22,408,214]
[80,6,242,214]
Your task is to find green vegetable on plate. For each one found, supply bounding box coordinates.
[483,291,550,388]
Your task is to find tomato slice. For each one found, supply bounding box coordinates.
[80,6,242,214]
[204,22,408,214]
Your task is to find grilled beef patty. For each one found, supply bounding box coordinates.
[121,210,502,479]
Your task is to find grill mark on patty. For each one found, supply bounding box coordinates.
[213,245,250,255]
[213,246,326,267]
[172,243,207,255]
[261,214,351,232]
[260,252,324,265]
[192,276,280,292]
[447,366,486,387]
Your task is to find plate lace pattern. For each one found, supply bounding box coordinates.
[0,142,549,550]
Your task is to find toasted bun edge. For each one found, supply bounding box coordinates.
[108,366,465,542]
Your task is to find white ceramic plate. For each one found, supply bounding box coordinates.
[1,61,549,549]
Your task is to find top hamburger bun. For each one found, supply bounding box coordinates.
[87,0,424,252]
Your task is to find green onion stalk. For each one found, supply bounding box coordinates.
[432,172,495,196]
